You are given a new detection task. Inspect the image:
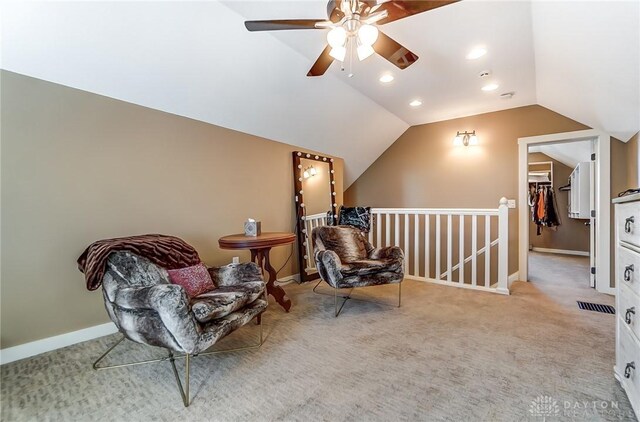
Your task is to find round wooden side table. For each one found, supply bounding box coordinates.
[219,232,295,312]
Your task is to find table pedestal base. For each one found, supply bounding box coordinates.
[251,248,292,312]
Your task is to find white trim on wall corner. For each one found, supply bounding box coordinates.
[531,247,590,257]
[509,272,520,284]
[0,322,118,365]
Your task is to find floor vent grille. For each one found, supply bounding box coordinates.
[577,301,615,314]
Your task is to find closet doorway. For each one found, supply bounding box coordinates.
[518,129,612,295]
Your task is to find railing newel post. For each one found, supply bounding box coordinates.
[497,197,510,294]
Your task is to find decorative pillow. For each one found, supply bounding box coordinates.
[338,206,372,233]
[167,263,215,298]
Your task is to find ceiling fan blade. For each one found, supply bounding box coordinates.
[244,19,327,31]
[314,20,335,29]
[307,45,335,77]
[363,1,459,25]
[373,31,419,69]
[362,9,389,24]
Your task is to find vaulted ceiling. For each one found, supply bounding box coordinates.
[2,1,638,186]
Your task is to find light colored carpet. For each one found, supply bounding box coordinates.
[1,252,635,421]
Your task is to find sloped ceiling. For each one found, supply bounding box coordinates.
[0,1,408,185]
[532,0,639,142]
[1,1,638,187]
[529,140,592,169]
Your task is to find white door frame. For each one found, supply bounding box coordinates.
[518,129,612,295]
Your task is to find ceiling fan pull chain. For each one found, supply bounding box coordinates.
[348,37,354,78]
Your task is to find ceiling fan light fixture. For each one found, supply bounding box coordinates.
[357,24,379,46]
[357,43,375,61]
[327,26,347,48]
[329,46,347,62]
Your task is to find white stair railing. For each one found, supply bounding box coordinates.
[303,198,510,295]
[369,198,510,295]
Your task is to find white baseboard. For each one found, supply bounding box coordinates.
[531,247,589,257]
[0,322,118,365]
[276,273,300,285]
[509,272,520,284]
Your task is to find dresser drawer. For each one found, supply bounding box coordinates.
[619,246,640,295]
[618,201,640,247]
[619,283,640,341]
[617,323,640,397]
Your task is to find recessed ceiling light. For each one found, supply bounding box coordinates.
[481,83,499,92]
[466,47,487,60]
[409,99,422,107]
[379,74,394,83]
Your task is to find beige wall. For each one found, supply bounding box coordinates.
[0,71,344,348]
[527,153,590,252]
[626,133,639,188]
[345,105,592,276]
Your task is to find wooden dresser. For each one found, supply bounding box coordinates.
[614,193,640,416]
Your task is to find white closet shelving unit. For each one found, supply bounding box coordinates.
[568,162,592,219]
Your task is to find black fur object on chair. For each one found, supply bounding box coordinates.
[338,206,372,233]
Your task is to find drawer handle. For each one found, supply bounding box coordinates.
[625,265,635,282]
[625,362,636,378]
[626,216,635,234]
[626,307,636,324]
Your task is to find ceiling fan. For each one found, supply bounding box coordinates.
[244,0,459,77]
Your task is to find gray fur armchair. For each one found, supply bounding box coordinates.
[96,251,267,406]
[312,226,404,316]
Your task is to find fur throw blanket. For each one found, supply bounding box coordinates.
[78,234,201,290]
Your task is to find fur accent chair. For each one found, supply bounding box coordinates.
[96,251,267,406]
[312,225,404,316]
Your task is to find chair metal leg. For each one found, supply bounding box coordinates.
[93,335,171,370]
[313,279,402,317]
[169,350,191,407]
[92,314,264,407]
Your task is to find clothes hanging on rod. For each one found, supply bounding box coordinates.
[529,185,561,235]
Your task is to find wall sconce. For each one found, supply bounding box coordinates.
[453,130,479,147]
[302,165,317,179]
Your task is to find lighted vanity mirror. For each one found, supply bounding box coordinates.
[292,151,337,282]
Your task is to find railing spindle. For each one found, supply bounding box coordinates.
[436,214,441,281]
[404,214,409,273]
[485,215,491,287]
[394,213,400,247]
[385,214,391,247]
[376,213,382,248]
[459,215,464,284]
[425,214,430,279]
[414,214,419,277]
[471,215,478,286]
[447,214,452,282]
